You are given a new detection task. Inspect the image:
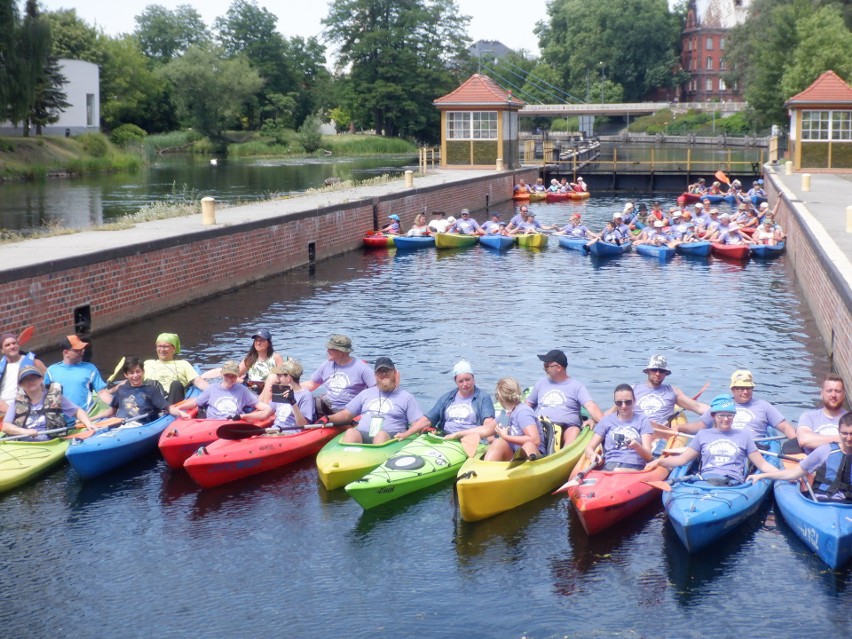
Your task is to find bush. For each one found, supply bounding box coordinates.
[550,118,580,132]
[717,112,752,135]
[76,133,110,157]
[298,113,323,153]
[111,124,147,147]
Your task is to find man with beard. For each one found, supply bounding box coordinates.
[303,335,376,416]
[322,357,423,444]
[795,374,848,453]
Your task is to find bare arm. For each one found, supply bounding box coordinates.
[395,415,431,440]
[775,420,797,440]
[582,400,604,424]
[796,426,839,451]
[584,433,603,463]
[326,408,355,426]
[301,380,321,392]
[673,387,709,415]
[192,375,209,391]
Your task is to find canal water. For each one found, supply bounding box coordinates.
[3,195,850,638]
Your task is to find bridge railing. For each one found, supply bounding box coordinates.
[519,101,746,116]
[556,147,767,176]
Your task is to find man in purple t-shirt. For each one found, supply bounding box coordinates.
[179,361,271,421]
[795,374,848,453]
[323,357,423,444]
[302,335,376,415]
[631,355,708,429]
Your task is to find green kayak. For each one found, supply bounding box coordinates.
[316,432,416,490]
[345,432,485,509]
[0,437,73,494]
[434,233,478,249]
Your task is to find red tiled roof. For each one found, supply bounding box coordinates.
[433,74,525,108]
[785,70,852,107]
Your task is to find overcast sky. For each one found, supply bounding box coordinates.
[38,0,551,57]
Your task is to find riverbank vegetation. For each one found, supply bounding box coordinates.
[0,134,142,181]
[627,110,752,136]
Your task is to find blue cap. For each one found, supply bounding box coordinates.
[252,329,271,341]
[709,394,736,414]
[389,214,400,221]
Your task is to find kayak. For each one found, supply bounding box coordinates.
[434,233,478,249]
[528,192,546,202]
[158,415,273,469]
[393,236,434,250]
[750,242,785,259]
[545,191,590,202]
[515,233,549,248]
[676,241,712,257]
[512,192,531,200]
[316,432,417,490]
[773,469,852,569]
[184,425,343,489]
[363,234,397,248]
[345,432,484,509]
[557,236,590,252]
[456,425,594,522]
[479,234,514,251]
[66,391,200,479]
[0,432,82,493]
[588,241,631,258]
[662,432,781,552]
[711,243,749,260]
[679,193,732,205]
[567,434,686,535]
[635,244,676,261]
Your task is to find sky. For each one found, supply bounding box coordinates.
[38,0,551,58]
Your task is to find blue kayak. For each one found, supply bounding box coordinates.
[557,236,590,252]
[66,386,201,479]
[749,242,785,259]
[676,241,712,257]
[588,241,631,258]
[662,432,781,553]
[773,478,852,569]
[393,236,435,251]
[479,234,514,251]
[635,244,675,261]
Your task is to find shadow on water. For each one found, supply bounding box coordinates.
[350,481,457,542]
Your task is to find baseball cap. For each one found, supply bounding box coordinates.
[537,349,568,368]
[252,329,272,341]
[60,335,88,351]
[18,365,43,382]
[709,394,737,414]
[221,361,240,376]
[374,357,396,372]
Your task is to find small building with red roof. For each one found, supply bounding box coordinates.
[433,74,525,169]
[785,70,852,171]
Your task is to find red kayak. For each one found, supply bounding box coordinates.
[158,416,273,469]
[545,191,590,202]
[711,242,750,260]
[363,233,397,248]
[184,426,343,488]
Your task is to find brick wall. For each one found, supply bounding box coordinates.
[765,174,852,384]
[1,169,539,351]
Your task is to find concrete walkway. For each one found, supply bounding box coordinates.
[0,168,496,274]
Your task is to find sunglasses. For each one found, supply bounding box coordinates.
[614,399,633,407]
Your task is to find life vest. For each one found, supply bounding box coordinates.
[13,382,66,434]
[813,444,852,499]
[0,352,36,383]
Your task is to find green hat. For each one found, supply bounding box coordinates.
[156,333,181,354]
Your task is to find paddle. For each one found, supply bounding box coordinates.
[715,170,730,185]
[553,458,602,494]
[106,357,126,384]
[758,449,806,464]
[216,422,271,440]
[506,447,528,469]
[644,474,704,492]
[1,426,72,442]
[64,416,136,440]
[17,325,35,347]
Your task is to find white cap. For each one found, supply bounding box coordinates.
[446,216,456,223]
[623,203,634,212]
[452,360,474,377]
[613,212,623,220]
[577,177,584,182]
[672,211,683,218]
[694,202,704,209]
[759,202,769,210]
[654,220,665,228]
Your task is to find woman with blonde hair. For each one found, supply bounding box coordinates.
[484,378,544,461]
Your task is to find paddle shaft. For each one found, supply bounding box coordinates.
[1,426,70,441]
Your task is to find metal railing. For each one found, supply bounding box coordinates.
[558,147,766,174]
[419,147,440,174]
[520,101,746,116]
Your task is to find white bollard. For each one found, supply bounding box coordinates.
[495,158,503,171]
[785,161,793,176]
[404,170,414,188]
[846,205,852,233]
[802,173,811,192]
[201,197,216,225]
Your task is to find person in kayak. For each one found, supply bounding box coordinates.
[747,413,852,502]
[629,355,709,431]
[648,394,777,485]
[179,360,271,421]
[527,349,603,446]
[682,370,796,440]
[321,357,423,444]
[394,360,496,457]
[2,365,96,440]
[302,334,376,416]
[406,213,431,237]
[259,359,314,433]
[553,214,597,240]
[205,329,285,389]
[480,213,503,235]
[506,205,529,233]
[144,333,208,403]
[584,384,654,471]
[44,335,114,419]
[0,332,47,416]
[446,209,484,235]
[93,357,186,423]
[380,214,401,234]
[795,374,848,454]
[485,377,544,461]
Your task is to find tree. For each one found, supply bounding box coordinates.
[298,112,323,153]
[158,44,263,139]
[288,36,332,128]
[0,0,20,120]
[10,0,53,134]
[29,55,70,135]
[45,8,103,62]
[134,4,209,64]
[323,0,471,141]
[537,0,682,101]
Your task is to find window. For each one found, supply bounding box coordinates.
[446,111,497,140]
[687,39,692,51]
[706,37,713,50]
[720,37,725,50]
[86,94,94,126]
[831,111,851,140]
[706,78,714,92]
[719,78,727,91]
[801,111,830,140]
[720,58,726,71]
[706,56,713,70]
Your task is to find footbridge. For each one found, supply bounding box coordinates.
[519,102,746,117]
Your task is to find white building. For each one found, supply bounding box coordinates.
[0,59,100,136]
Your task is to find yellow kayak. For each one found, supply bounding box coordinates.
[456,424,593,522]
[0,436,74,494]
[515,233,549,248]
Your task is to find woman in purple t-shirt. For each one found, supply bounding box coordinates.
[585,384,654,471]
[484,378,544,461]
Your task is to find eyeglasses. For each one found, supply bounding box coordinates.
[156,345,174,350]
[543,363,560,370]
[715,413,735,420]
[647,369,668,374]
[731,387,752,391]
[614,400,634,407]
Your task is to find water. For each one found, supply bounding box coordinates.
[0,154,417,231]
[2,195,850,638]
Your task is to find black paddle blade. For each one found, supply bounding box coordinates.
[506,448,529,469]
[216,422,266,440]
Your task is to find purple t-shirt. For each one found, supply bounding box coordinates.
[195,383,258,420]
[796,408,848,453]
[481,221,501,234]
[517,220,543,232]
[562,224,591,238]
[699,398,785,437]
[505,403,544,455]
[633,383,678,423]
[310,359,376,411]
[4,395,79,439]
[800,444,851,500]
[448,218,481,234]
[688,428,757,482]
[527,377,592,426]
[509,213,525,227]
[271,389,315,431]
[442,393,479,434]
[594,412,653,467]
[346,386,423,437]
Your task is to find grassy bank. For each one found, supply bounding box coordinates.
[0,134,143,181]
[626,109,758,136]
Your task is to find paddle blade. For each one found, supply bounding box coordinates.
[552,479,577,495]
[715,170,730,185]
[643,480,672,492]
[216,422,267,440]
[17,325,35,347]
[107,357,126,383]
[506,448,528,469]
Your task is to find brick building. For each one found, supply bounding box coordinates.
[680,0,750,102]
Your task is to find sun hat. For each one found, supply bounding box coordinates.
[452,360,474,378]
[643,355,671,374]
[654,220,665,228]
[709,394,737,414]
[155,333,181,354]
[759,202,769,210]
[279,358,304,379]
[446,216,456,224]
[537,349,568,368]
[613,212,623,220]
[326,334,352,353]
[672,211,683,218]
[694,202,704,209]
[730,370,755,388]
[17,365,43,382]
[221,361,240,376]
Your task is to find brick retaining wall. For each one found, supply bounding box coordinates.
[1,169,539,351]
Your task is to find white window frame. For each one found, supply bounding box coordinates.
[446,111,498,140]
[800,110,852,141]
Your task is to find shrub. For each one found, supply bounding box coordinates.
[76,132,110,157]
[298,113,323,154]
[111,124,147,147]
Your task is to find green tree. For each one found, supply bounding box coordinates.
[29,55,70,134]
[11,0,53,134]
[45,8,102,62]
[0,0,20,120]
[134,4,209,64]
[537,0,682,101]
[323,0,471,141]
[289,36,332,128]
[158,44,263,139]
[298,112,323,153]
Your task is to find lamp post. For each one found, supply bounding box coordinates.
[599,62,605,104]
